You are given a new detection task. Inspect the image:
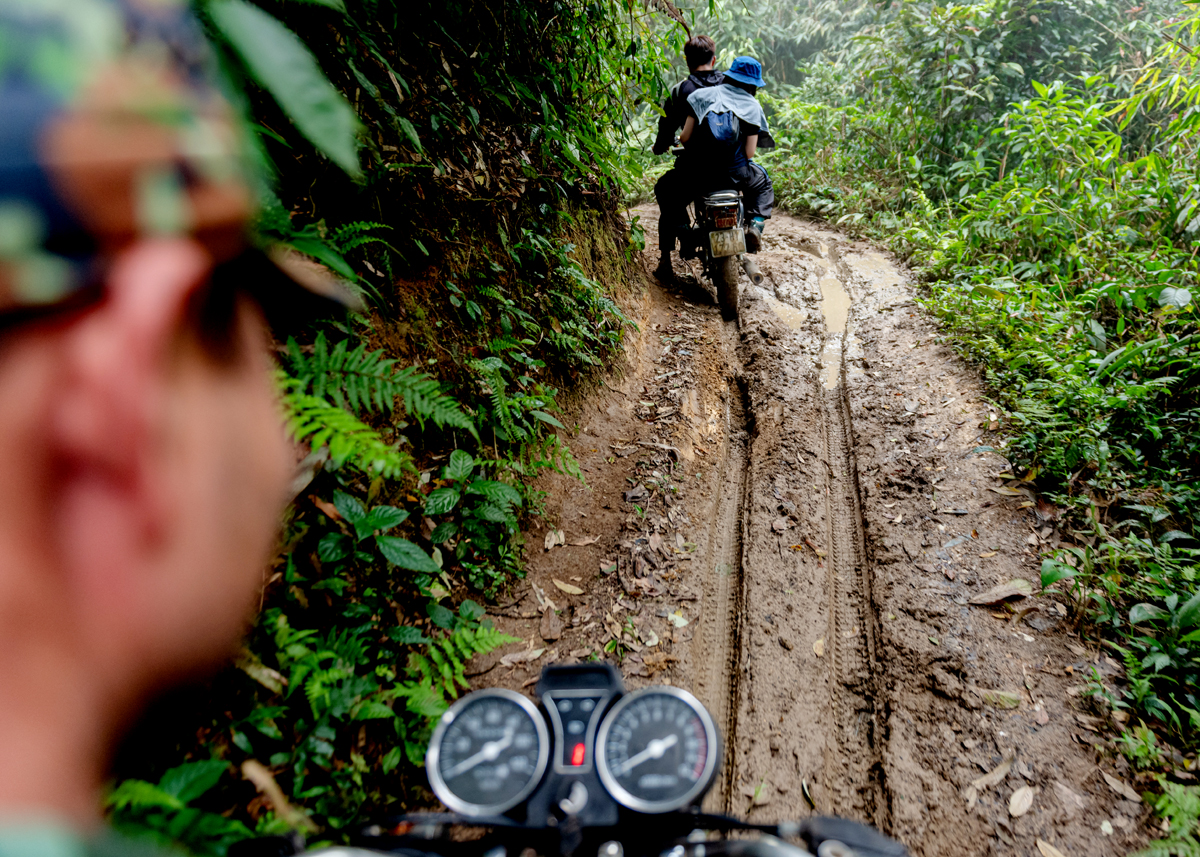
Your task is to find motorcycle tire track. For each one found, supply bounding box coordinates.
[694,343,749,812]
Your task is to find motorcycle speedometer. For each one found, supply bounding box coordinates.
[595,687,720,813]
[426,688,550,816]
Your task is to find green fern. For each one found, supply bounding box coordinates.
[280,377,413,478]
[406,623,518,702]
[330,220,395,254]
[1136,782,1200,857]
[286,333,478,439]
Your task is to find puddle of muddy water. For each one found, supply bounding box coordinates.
[763,294,806,330]
[818,267,851,389]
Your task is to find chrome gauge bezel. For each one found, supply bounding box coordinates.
[594,686,720,813]
[426,688,550,816]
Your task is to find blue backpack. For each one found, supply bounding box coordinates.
[703,110,741,159]
[692,109,745,172]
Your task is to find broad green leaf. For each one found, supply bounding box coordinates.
[388,626,428,645]
[427,601,455,629]
[424,487,461,515]
[1129,602,1167,625]
[1178,591,1200,629]
[396,116,423,152]
[1040,559,1075,589]
[317,532,352,563]
[466,479,522,507]
[1158,287,1192,309]
[430,521,458,544]
[332,490,366,525]
[357,505,408,539]
[285,236,357,281]
[376,535,439,572]
[459,600,486,621]
[444,449,475,481]
[208,0,361,175]
[158,759,229,803]
[531,410,565,428]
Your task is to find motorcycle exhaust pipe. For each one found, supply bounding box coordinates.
[741,255,764,285]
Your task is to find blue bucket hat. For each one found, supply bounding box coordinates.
[0,0,357,330]
[724,56,765,88]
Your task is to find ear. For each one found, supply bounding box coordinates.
[48,239,214,644]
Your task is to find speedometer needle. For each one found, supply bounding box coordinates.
[613,734,678,776]
[444,726,515,779]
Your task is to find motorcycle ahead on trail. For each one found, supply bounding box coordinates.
[672,149,765,322]
[233,664,907,857]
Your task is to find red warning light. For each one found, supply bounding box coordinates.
[570,742,586,766]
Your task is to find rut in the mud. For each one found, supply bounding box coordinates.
[820,377,886,824]
[694,350,749,812]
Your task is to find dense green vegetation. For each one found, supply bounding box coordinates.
[107,0,680,851]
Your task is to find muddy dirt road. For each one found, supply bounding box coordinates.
[472,209,1152,856]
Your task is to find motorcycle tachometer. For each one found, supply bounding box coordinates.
[595,687,719,813]
[427,688,550,816]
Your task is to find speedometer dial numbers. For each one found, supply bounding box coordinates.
[426,689,549,816]
[595,687,719,813]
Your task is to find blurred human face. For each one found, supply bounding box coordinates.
[27,238,296,693]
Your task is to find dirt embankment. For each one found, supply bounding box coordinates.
[468,209,1151,857]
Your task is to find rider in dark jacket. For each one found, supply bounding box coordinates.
[652,35,724,281]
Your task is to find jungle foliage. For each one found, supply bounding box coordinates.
[728,0,1200,782]
[107,0,686,851]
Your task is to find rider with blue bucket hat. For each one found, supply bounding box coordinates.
[681,55,776,252]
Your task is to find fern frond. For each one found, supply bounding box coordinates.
[280,379,413,478]
[286,334,478,439]
[393,366,478,438]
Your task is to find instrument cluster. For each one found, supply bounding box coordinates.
[426,664,719,821]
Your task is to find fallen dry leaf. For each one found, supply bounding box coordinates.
[772,516,790,533]
[552,578,584,595]
[978,688,1023,709]
[988,486,1026,496]
[969,578,1033,605]
[569,535,601,546]
[964,749,1015,808]
[643,651,678,675]
[892,513,904,524]
[813,637,825,657]
[667,609,689,628]
[1036,839,1067,857]
[1101,771,1141,802]
[544,529,565,550]
[540,609,562,641]
[1053,781,1086,819]
[1010,785,1038,817]
[500,647,545,667]
[979,551,998,558]
[311,496,341,521]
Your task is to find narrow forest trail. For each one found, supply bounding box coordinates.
[474,207,1154,856]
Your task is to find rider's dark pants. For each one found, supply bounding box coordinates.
[653,164,695,259]
[732,162,774,222]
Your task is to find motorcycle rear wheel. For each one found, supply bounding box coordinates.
[713,255,740,321]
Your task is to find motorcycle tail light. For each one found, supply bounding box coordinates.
[714,210,737,229]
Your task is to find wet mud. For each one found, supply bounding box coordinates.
[471,209,1153,856]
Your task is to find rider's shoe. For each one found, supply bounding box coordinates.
[653,257,676,283]
[745,220,763,253]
